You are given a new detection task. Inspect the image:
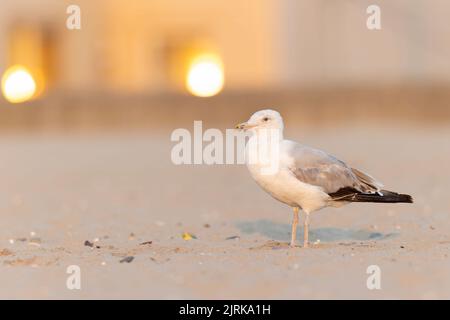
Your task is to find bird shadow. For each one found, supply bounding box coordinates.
[236,219,397,243]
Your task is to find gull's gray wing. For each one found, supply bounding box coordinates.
[285,142,382,195]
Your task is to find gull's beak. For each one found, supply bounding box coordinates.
[235,122,255,130]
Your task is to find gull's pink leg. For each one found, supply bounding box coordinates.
[304,211,310,248]
[290,207,299,247]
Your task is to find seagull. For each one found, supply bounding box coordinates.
[236,109,413,248]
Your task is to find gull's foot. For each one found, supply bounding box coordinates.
[303,241,309,248]
[289,241,297,248]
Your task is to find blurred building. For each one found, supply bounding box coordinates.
[0,0,449,101]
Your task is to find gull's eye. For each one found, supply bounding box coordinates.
[263,117,269,122]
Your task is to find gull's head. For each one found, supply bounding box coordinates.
[235,109,284,133]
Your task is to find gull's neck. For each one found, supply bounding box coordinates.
[246,127,283,173]
[252,127,284,142]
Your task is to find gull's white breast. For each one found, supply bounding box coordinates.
[246,139,331,213]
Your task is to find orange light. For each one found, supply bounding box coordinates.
[1,65,37,103]
[186,54,224,97]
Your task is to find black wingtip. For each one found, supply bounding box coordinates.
[330,188,414,203]
[368,191,414,204]
[400,194,413,203]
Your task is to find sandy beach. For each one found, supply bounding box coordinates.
[1,124,449,299]
[2,0,450,302]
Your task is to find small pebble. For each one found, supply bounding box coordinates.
[182,232,197,240]
[120,256,134,263]
[84,240,94,247]
[28,242,41,247]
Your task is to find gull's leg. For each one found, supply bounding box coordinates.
[290,207,299,247]
[303,211,310,248]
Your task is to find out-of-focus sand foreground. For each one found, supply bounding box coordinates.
[0,89,450,299]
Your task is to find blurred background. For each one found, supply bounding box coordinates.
[0,0,449,130]
[1,0,450,299]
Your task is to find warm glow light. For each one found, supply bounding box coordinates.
[186,55,224,97]
[1,66,37,103]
